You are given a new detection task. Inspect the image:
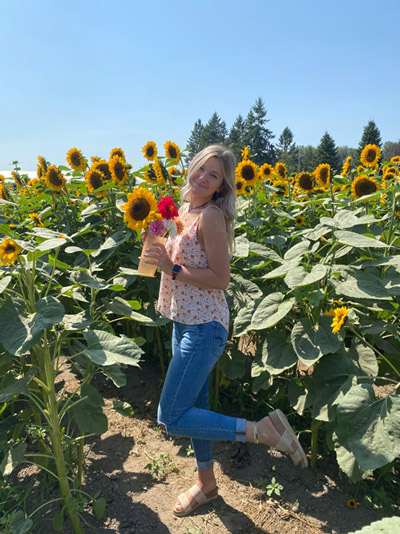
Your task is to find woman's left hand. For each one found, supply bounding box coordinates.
[143,242,174,273]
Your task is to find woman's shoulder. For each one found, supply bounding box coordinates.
[201,204,224,218]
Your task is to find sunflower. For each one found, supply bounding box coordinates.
[314,163,331,188]
[27,178,40,187]
[109,155,128,186]
[331,306,349,334]
[92,159,112,181]
[38,155,48,174]
[91,156,101,164]
[144,164,159,185]
[360,144,381,167]
[273,180,289,196]
[236,160,259,186]
[164,141,181,163]
[12,171,25,189]
[153,157,166,185]
[390,155,400,164]
[29,213,44,227]
[275,162,287,180]
[341,156,351,176]
[259,163,275,182]
[294,215,305,226]
[142,141,157,161]
[356,165,365,174]
[66,147,86,171]
[122,187,158,231]
[296,172,314,192]
[168,166,182,187]
[351,175,380,201]
[0,184,9,201]
[347,499,357,509]
[235,178,247,195]
[299,195,309,203]
[110,147,125,161]
[0,238,23,264]
[86,167,106,196]
[383,166,398,178]
[45,165,66,191]
[241,146,249,160]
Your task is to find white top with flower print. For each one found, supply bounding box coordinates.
[157,214,229,331]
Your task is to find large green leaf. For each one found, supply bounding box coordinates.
[10,510,33,534]
[283,240,311,261]
[70,384,108,435]
[0,369,36,403]
[70,271,111,290]
[91,231,130,266]
[334,230,388,249]
[256,331,297,375]
[285,264,326,289]
[335,384,400,471]
[291,317,341,366]
[0,275,12,294]
[36,238,66,251]
[219,348,247,380]
[383,266,400,296]
[348,340,378,377]
[332,433,366,482]
[233,235,249,257]
[104,297,156,325]
[83,330,143,366]
[331,270,390,300]
[260,258,300,280]
[62,311,93,330]
[0,441,27,476]
[0,297,64,356]
[251,293,295,330]
[346,516,400,534]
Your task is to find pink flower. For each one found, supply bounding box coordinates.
[158,196,178,219]
[148,219,165,237]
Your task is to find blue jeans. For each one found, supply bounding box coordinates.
[157,321,247,471]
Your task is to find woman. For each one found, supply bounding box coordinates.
[143,145,307,517]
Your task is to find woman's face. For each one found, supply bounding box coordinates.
[190,156,224,200]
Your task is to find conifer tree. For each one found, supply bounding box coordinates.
[227,114,245,161]
[276,127,298,174]
[198,113,227,151]
[243,97,275,165]
[358,120,382,156]
[186,119,204,159]
[297,145,317,172]
[315,132,341,172]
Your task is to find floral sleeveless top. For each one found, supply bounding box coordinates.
[157,212,229,331]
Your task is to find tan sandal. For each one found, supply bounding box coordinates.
[269,409,308,468]
[173,484,219,517]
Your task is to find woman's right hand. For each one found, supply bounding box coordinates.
[141,229,147,243]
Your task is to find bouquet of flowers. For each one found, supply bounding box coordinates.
[147,196,183,238]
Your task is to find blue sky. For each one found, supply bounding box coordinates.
[0,0,399,172]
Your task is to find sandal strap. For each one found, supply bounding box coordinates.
[188,485,208,505]
[177,491,192,513]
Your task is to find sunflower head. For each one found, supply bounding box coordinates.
[347,499,357,510]
[92,160,112,181]
[144,165,159,185]
[110,147,125,161]
[236,160,259,186]
[45,165,66,191]
[273,180,289,197]
[86,167,106,196]
[314,163,331,188]
[0,184,10,201]
[259,163,274,182]
[294,215,305,226]
[341,156,351,176]
[235,178,247,195]
[296,172,314,192]
[121,187,158,231]
[29,213,44,227]
[164,141,181,162]
[275,162,287,180]
[331,306,349,334]
[66,147,86,171]
[0,237,23,264]
[142,141,157,161]
[351,175,380,201]
[153,157,167,185]
[109,155,128,186]
[360,144,381,167]
[390,155,400,164]
[38,155,48,173]
[241,146,249,160]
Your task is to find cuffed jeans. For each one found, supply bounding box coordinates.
[157,321,247,471]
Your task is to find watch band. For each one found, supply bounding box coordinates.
[172,264,182,280]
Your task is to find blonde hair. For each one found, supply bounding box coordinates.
[181,145,236,254]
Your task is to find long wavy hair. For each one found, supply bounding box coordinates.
[180,145,236,255]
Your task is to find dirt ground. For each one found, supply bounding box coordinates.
[25,357,397,534]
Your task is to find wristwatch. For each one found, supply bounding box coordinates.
[172,264,182,280]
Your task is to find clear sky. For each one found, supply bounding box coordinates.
[0,0,399,172]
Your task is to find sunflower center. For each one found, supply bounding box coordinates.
[71,152,81,166]
[319,168,329,183]
[129,198,150,220]
[49,170,63,186]
[96,163,111,181]
[147,167,157,182]
[299,174,313,190]
[114,162,125,180]
[147,146,155,158]
[91,172,103,189]
[241,165,255,181]
[277,166,285,177]
[355,178,378,196]
[5,243,15,253]
[366,149,377,163]
[168,146,177,159]
[236,182,243,190]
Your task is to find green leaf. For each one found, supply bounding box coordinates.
[36,238,66,251]
[70,271,111,290]
[0,275,12,294]
[346,516,400,534]
[335,384,400,471]
[0,441,27,476]
[334,230,388,249]
[10,510,33,534]
[0,369,35,403]
[92,497,106,519]
[70,384,108,435]
[105,297,155,325]
[332,433,366,482]
[251,293,295,330]
[252,371,273,393]
[331,269,390,300]
[256,331,297,375]
[283,240,311,261]
[291,317,340,366]
[260,258,300,280]
[112,400,134,417]
[62,311,93,331]
[219,348,246,380]
[348,340,378,377]
[233,235,249,257]
[83,330,143,367]
[0,297,64,356]
[285,264,326,289]
[101,365,126,387]
[52,512,64,532]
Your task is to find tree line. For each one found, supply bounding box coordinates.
[186,97,400,174]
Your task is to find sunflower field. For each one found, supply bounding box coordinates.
[0,142,399,533]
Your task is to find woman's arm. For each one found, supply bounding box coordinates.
[144,207,231,290]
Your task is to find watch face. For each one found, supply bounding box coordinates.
[172,264,181,273]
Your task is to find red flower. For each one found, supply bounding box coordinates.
[158,196,178,219]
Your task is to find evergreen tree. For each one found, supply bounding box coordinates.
[186,119,204,159]
[382,140,400,161]
[243,97,275,165]
[297,145,317,172]
[315,132,341,172]
[226,114,245,161]
[358,120,382,156]
[275,127,298,174]
[198,113,227,151]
